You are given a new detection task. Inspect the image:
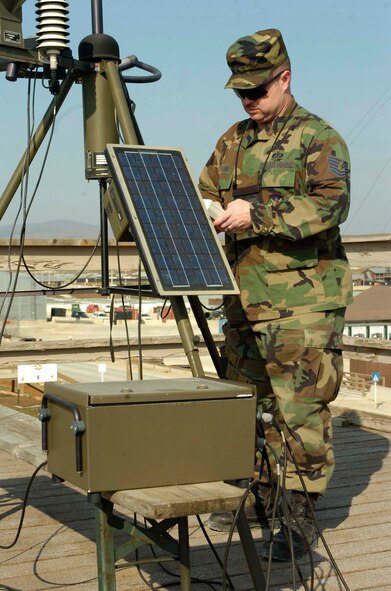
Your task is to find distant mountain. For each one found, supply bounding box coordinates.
[0,219,112,239]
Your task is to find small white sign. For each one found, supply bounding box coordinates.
[18,363,58,384]
[98,363,107,383]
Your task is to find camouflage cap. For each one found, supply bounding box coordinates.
[225,28,289,89]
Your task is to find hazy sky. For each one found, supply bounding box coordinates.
[0,0,390,236]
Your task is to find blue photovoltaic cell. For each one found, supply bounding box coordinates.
[113,147,235,294]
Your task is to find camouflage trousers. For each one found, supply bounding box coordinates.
[222,300,345,495]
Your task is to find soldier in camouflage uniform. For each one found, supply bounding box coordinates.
[199,29,352,561]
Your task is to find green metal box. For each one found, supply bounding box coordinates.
[41,377,256,493]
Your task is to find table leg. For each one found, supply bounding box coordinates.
[236,507,266,591]
[94,497,117,591]
[178,516,192,591]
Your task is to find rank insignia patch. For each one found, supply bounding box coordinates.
[328,155,349,178]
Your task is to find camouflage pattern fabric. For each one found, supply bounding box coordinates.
[225,28,289,89]
[199,99,351,494]
[222,305,345,494]
[199,100,353,322]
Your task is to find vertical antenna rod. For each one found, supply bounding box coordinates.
[91,0,104,34]
[89,0,110,288]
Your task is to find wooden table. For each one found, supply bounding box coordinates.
[0,405,266,591]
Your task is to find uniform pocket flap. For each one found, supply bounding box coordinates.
[218,164,234,190]
[264,246,319,271]
[262,167,296,189]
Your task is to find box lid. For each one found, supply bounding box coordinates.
[44,377,255,406]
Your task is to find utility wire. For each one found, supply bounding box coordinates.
[342,85,391,233]
[345,85,391,145]
[344,152,391,232]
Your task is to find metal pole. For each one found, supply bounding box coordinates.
[99,179,110,290]
[178,517,192,591]
[0,73,74,221]
[188,296,224,378]
[170,297,205,378]
[104,61,139,144]
[94,497,117,591]
[104,58,206,378]
[91,0,104,34]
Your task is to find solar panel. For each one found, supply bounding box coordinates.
[104,145,238,296]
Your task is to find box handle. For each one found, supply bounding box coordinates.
[39,393,86,474]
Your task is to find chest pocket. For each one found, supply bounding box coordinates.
[261,166,297,193]
[218,164,235,192]
[261,166,304,214]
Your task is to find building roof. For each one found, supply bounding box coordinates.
[346,285,391,322]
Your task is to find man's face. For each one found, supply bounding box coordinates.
[235,70,291,127]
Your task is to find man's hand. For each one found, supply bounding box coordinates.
[213,199,252,233]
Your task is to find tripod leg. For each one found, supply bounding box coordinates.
[0,73,74,220]
[105,60,139,144]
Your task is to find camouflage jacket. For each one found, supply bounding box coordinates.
[199,99,353,322]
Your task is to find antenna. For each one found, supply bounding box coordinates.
[0,0,228,377]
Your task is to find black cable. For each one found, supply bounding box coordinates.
[118,512,235,590]
[108,292,116,363]
[21,233,101,290]
[0,75,37,344]
[0,198,23,323]
[131,515,221,591]
[281,432,300,590]
[115,241,133,380]
[32,522,98,586]
[160,298,172,320]
[195,515,235,590]
[262,419,313,591]
[0,71,57,344]
[0,461,47,549]
[221,478,263,591]
[199,301,225,314]
[265,415,351,591]
[284,434,351,591]
[280,433,311,591]
[146,542,221,591]
[137,258,144,380]
[0,67,99,337]
[256,441,285,591]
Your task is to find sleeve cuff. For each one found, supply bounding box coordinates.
[250,201,274,235]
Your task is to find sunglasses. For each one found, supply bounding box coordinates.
[234,71,283,101]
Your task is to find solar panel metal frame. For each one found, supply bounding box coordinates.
[104,144,239,296]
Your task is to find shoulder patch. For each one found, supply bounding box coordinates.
[328,155,349,178]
